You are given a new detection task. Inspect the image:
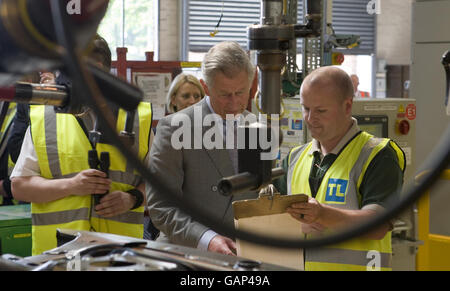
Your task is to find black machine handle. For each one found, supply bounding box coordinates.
[218,167,285,196]
[88,150,110,206]
[88,149,99,169]
[99,152,110,177]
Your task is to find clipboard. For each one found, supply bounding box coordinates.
[232,194,309,219]
[233,194,308,270]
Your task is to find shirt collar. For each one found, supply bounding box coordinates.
[309,117,360,156]
[205,95,226,125]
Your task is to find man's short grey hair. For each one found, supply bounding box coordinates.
[202,41,255,88]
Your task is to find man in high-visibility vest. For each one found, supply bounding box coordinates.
[10,35,153,255]
[273,67,405,270]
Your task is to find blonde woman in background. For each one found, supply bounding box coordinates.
[166,73,205,114]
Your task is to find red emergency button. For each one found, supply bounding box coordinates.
[332,53,345,65]
[397,120,410,135]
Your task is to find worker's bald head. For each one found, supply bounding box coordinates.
[301,67,355,102]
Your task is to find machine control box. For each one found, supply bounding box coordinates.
[353,98,416,183]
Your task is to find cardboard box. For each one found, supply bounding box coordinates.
[233,194,307,270]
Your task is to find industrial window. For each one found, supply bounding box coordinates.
[332,0,376,54]
[98,0,158,60]
[183,0,376,60]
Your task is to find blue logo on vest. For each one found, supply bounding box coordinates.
[325,179,348,203]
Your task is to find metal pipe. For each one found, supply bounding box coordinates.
[261,0,283,25]
[218,167,285,196]
[0,258,33,271]
[258,62,282,115]
[0,83,68,106]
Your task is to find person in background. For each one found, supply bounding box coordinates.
[351,74,370,98]
[166,73,205,114]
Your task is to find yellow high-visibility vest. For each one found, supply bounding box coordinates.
[289,131,405,271]
[29,103,152,255]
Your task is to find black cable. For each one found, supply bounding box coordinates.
[443,51,450,109]
[49,0,450,250]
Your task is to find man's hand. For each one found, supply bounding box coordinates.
[301,222,326,235]
[286,196,324,224]
[67,169,111,196]
[258,184,277,197]
[208,235,236,256]
[39,72,56,84]
[94,191,135,217]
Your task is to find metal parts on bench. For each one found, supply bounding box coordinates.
[0,229,292,271]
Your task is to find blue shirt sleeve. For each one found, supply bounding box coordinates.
[197,229,218,251]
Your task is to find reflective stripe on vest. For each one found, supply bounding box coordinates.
[29,103,152,255]
[32,208,90,226]
[288,131,405,271]
[41,105,151,183]
[91,211,144,225]
[305,247,392,270]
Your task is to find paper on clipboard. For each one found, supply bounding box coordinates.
[233,194,308,219]
[233,194,308,270]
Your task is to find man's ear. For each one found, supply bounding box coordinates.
[200,79,210,96]
[345,97,353,116]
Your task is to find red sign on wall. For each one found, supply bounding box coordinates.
[406,104,416,120]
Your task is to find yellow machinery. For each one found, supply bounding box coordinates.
[417,170,450,271]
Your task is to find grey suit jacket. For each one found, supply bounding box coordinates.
[146,98,257,248]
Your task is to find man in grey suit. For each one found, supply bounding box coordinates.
[147,41,258,255]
